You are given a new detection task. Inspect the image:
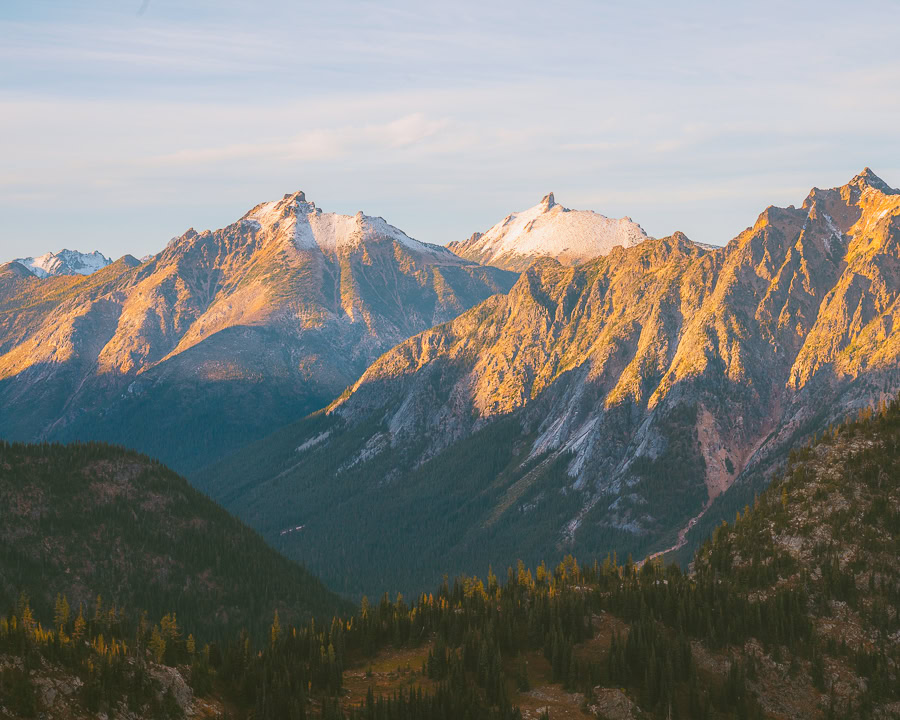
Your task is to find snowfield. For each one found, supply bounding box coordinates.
[245,191,453,258]
[452,193,649,268]
[14,249,112,278]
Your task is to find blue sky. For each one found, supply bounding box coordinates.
[2,0,900,261]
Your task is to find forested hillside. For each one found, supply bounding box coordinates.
[3,398,898,718]
[0,442,351,642]
[689,398,900,716]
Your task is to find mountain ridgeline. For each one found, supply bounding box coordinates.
[0,193,516,473]
[1,172,899,719]
[198,169,900,599]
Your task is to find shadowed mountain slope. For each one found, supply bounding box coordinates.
[0,441,351,642]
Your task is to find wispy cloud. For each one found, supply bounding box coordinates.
[146,113,450,167]
[0,20,288,75]
[2,0,900,260]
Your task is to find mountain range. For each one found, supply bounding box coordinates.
[13,249,112,278]
[3,169,900,600]
[0,192,515,472]
[198,168,900,598]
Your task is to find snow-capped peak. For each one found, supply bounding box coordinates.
[13,249,112,278]
[240,191,452,257]
[449,194,649,271]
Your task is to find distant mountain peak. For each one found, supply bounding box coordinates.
[243,192,316,225]
[795,169,899,220]
[236,190,452,258]
[2,260,36,278]
[448,195,649,271]
[13,249,112,278]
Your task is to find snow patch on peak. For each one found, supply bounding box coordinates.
[822,213,846,253]
[243,191,453,258]
[453,195,649,270]
[13,249,112,278]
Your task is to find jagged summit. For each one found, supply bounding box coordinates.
[802,168,899,211]
[669,230,694,246]
[12,249,112,278]
[848,166,897,194]
[448,193,649,272]
[235,190,450,257]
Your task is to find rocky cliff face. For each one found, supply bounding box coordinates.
[0,192,516,472]
[200,170,900,597]
[447,192,650,271]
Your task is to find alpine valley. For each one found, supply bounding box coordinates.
[2,394,899,719]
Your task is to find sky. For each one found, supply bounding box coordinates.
[2,0,900,262]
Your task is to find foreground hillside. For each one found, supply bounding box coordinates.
[0,192,515,473]
[4,400,898,719]
[0,442,350,642]
[686,399,900,718]
[200,169,900,598]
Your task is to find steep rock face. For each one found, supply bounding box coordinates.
[200,170,900,597]
[447,193,650,271]
[0,192,516,472]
